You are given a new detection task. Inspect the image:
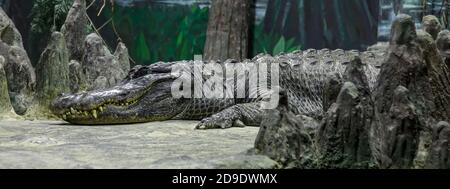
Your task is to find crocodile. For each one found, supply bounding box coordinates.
[51,49,383,128]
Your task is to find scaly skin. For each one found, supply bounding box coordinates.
[51,49,383,128]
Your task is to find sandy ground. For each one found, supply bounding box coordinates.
[0,120,277,169]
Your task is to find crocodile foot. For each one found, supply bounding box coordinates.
[196,117,246,130]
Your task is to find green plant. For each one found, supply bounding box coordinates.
[28,0,75,65]
[252,24,301,56]
[104,4,209,65]
[30,0,74,35]
[103,3,301,65]
[175,6,208,61]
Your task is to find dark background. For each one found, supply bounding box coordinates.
[0,0,447,65]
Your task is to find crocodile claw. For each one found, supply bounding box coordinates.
[196,117,248,129]
[196,117,233,130]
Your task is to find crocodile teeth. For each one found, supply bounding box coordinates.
[84,111,89,116]
[92,110,97,119]
[62,115,67,120]
[99,106,103,112]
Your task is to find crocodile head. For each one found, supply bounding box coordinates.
[51,65,188,125]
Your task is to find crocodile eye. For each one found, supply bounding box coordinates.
[133,67,152,78]
[126,66,153,80]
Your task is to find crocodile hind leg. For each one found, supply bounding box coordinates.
[196,102,265,129]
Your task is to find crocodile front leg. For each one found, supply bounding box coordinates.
[196,102,264,129]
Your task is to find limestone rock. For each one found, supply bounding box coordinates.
[372,14,450,168]
[68,60,86,93]
[255,91,315,168]
[343,57,372,96]
[82,33,126,90]
[93,76,108,90]
[316,56,375,169]
[389,14,417,45]
[317,81,373,169]
[0,8,24,48]
[422,15,442,40]
[322,73,342,112]
[0,8,35,115]
[436,30,450,67]
[35,32,70,109]
[374,14,450,129]
[61,0,88,61]
[2,46,35,115]
[296,115,320,131]
[114,42,131,74]
[416,30,450,124]
[0,56,13,115]
[426,121,450,169]
[381,86,421,169]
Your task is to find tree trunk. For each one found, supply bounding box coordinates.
[304,0,325,49]
[263,0,289,34]
[283,0,301,40]
[304,0,379,50]
[443,0,449,28]
[339,0,380,49]
[323,0,341,49]
[203,0,251,61]
[263,0,276,33]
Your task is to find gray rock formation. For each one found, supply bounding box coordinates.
[60,0,130,92]
[317,82,372,168]
[255,91,315,168]
[68,60,86,93]
[34,32,70,110]
[1,46,35,115]
[374,14,450,130]
[343,57,372,97]
[422,15,442,40]
[425,121,450,169]
[0,56,13,115]
[416,30,450,125]
[318,82,373,169]
[82,33,126,90]
[61,0,88,61]
[380,86,421,169]
[114,42,131,74]
[436,30,450,67]
[317,57,374,169]
[0,7,35,115]
[92,76,108,90]
[371,14,450,168]
[322,73,342,112]
[0,8,24,48]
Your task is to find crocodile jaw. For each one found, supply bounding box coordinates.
[51,73,184,125]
